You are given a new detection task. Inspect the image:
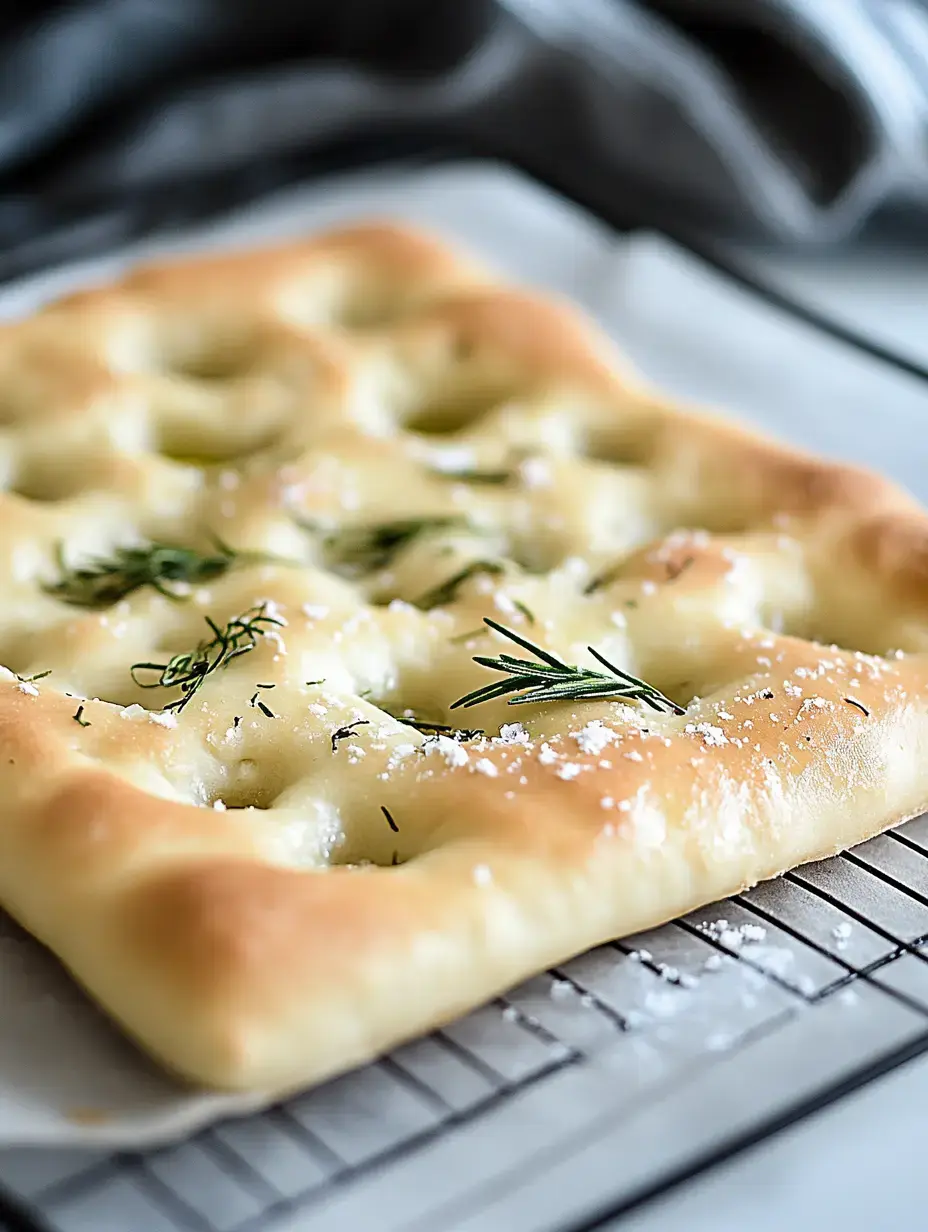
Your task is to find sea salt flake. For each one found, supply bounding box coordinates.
[572,720,615,756]
[556,763,583,781]
[425,735,470,768]
[498,722,531,746]
[473,758,498,777]
[684,722,728,747]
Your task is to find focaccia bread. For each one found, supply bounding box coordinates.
[0,222,926,1095]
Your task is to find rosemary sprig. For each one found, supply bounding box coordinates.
[130,603,284,712]
[416,560,505,610]
[302,516,470,576]
[46,537,269,607]
[450,618,684,714]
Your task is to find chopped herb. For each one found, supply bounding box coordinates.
[130,603,284,712]
[391,714,484,740]
[249,691,276,718]
[451,618,684,714]
[513,599,535,625]
[16,670,51,683]
[666,557,695,582]
[45,537,274,607]
[305,679,326,687]
[302,516,470,576]
[250,683,276,716]
[625,599,638,609]
[233,715,243,729]
[381,805,400,833]
[430,466,511,485]
[449,626,489,645]
[73,705,90,727]
[759,689,775,700]
[331,719,370,752]
[416,560,505,610]
[844,697,870,717]
[584,565,623,595]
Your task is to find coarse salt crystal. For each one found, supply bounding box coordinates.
[498,722,531,745]
[684,722,728,747]
[538,742,559,766]
[473,864,493,886]
[213,800,227,811]
[572,720,615,756]
[473,758,498,777]
[424,735,470,768]
[556,763,583,781]
[600,796,615,810]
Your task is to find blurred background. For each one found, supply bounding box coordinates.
[3,0,928,284]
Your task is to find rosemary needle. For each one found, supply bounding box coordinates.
[389,714,484,741]
[450,618,683,714]
[416,560,505,610]
[130,603,284,712]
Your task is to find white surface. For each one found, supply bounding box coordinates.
[0,159,924,1157]
[615,1047,927,1232]
[732,242,928,372]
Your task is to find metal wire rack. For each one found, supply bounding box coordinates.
[1,211,928,1232]
[3,825,928,1232]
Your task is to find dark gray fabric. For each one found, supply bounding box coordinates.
[1,0,928,259]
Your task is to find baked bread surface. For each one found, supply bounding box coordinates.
[0,222,927,1092]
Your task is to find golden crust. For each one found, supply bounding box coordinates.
[0,220,927,1092]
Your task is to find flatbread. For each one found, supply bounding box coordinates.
[0,223,924,1092]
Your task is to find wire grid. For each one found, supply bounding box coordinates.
[3,822,928,1232]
